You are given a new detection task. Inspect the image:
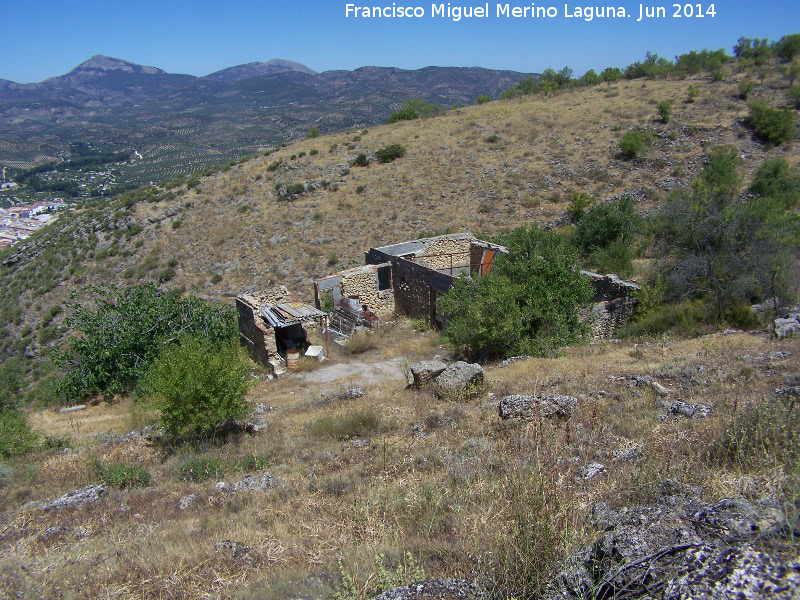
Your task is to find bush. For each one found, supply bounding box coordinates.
[789,86,800,109]
[476,94,492,104]
[345,329,377,354]
[737,79,754,100]
[0,409,38,458]
[351,153,369,167]
[748,101,795,145]
[657,101,672,124]
[356,185,366,194]
[144,337,251,437]
[375,144,407,163]
[307,126,320,138]
[439,225,593,360]
[93,461,151,489]
[619,129,653,159]
[686,85,699,103]
[312,408,382,440]
[575,196,638,256]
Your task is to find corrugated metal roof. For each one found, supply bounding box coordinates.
[260,302,326,328]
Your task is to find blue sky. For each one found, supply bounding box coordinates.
[2,1,798,82]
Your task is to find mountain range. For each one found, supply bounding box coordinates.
[0,56,535,183]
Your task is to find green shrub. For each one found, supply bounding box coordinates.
[356,185,366,194]
[575,196,638,255]
[687,84,699,102]
[789,86,800,109]
[0,409,38,458]
[177,456,225,482]
[285,183,304,196]
[93,461,151,489]
[657,101,672,124]
[711,69,724,82]
[375,144,407,163]
[307,126,320,138]
[440,225,592,360]
[567,192,592,222]
[144,337,251,437]
[748,101,795,145]
[738,79,754,100]
[211,273,223,284]
[309,149,319,156]
[52,284,236,401]
[267,160,281,172]
[485,134,501,143]
[159,267,176,283]
[329,144,339,153]
[619,129,653,159]
[172,219,182,230]
[351,153,369,167]
[312,408,382,440]
[476,94,492,104]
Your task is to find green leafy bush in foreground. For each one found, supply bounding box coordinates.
[144,337,251,437]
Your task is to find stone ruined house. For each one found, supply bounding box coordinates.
[311,232,640,340]
[236,285,327,375]
[313,232,508,332]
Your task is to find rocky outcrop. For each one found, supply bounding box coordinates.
[408,360,447,389]
[434,362,484,398]
[542,484,798,600]
[498,394,578,420]
[371,579,489,600]
[24,484,107,511]
[775,310,800,340]
[216,471,277,494]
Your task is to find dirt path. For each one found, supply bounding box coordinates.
[291,356,408,386]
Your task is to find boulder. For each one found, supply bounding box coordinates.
[667,400,711,420]
[775,312,800,340]
[32,485,107,511]
[434,362,484,398]
[542,489,793,600]
[498,394,578,420]
[408,360,447,389]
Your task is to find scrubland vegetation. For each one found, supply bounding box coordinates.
[1,33,799,599]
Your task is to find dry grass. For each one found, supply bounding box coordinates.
[2,331,798,599]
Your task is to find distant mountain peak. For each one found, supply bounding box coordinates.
[69,55,165,76]
[204,58,316,82]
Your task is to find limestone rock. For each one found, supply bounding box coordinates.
[667,400,711,420]
[178,494,198,510]
[225,471,277,493]
[408,360,447,389]
[371,579,489,600]
[33,485,107,511]
[434,361,484,398]
[542,490,792,600]
[775,312,800,340]
[498,394,578,420]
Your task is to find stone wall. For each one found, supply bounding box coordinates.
[340,269,383,313]
[421,237,471,271]
[236,297,276,367]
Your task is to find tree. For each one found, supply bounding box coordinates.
[581,69,601,86]
[387,98,443,123]
[656,148,800,322]
[775,34,800,62]
[52,284,236,401]
[575,197,639,278]
[307,126,320,138]
[601,67,623,83]
[439,226,592,360]
[144,337,251,437]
